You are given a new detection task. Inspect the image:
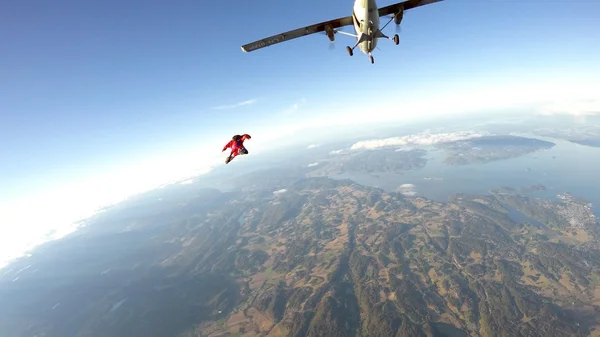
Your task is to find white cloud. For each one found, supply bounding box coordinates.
[273,189,287,195]
[179,178,195,185]
[395,147,416,152]
[537,99,600,117]
[0,144,222,269]
[212,98,258,110]
[350,131,488,150]
[307,144,320,149]
[397,183,417,196]
[307,162,319,167]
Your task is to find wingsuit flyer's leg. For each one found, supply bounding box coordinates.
[225,148,240,164]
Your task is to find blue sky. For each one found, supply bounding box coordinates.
[1,0,600,265]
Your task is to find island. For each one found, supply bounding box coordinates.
[306,148,428,177]
[436,135,555,166]
[534,126,600,148]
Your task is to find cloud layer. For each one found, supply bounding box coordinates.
[329,149,348,155]
[350,131,488,150]
[537,99,600,117]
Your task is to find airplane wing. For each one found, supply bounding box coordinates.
[378,0,444,18]
[241,16,353,53]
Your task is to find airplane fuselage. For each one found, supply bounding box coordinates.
[352,0,380,54]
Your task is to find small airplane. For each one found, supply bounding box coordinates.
[241,0,444,64]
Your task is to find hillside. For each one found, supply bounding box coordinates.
[1,178,598,337]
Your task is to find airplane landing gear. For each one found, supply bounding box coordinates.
[378,31,399,46]
[369,53,374,64]
[346,33,368,57]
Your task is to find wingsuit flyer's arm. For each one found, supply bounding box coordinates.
[222,140,233,152]
[241,134,252,141]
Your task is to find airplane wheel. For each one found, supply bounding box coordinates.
[370,55,374,64]
[346,46,353,56]
[394,34,399,45]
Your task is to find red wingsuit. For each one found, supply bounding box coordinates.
[222,134,251,164]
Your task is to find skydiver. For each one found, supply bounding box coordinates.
[222,134,251,164]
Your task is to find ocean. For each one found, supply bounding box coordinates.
[331,134,600,216]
